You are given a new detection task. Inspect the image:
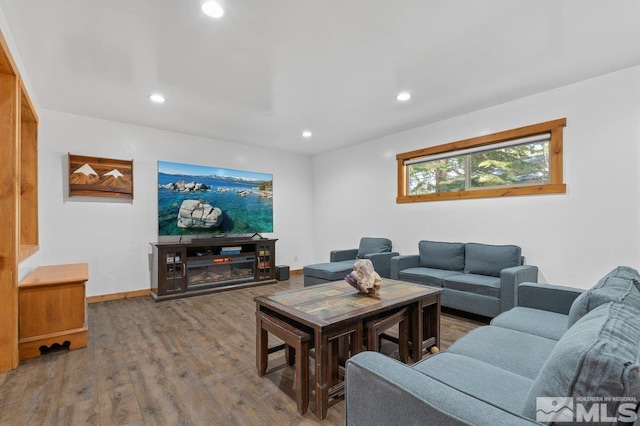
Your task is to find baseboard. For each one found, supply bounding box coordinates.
[87,289,149,304]
[290,269,303,275]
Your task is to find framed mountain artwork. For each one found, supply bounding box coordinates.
[68,153,133,199]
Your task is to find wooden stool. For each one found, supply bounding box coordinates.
[256,311,311,415]
[415,295,441,358]
[365,307,410,363]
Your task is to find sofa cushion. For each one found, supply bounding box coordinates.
[397,267,459,287]
[490,307,569,341]
[441,289,501,318]
[464,243,521,277]
[418,241,465,271]
[523,303,640,420]
[357,237,392,259]
[412,352,534,416]
[303,260,355,281]
[443,274,501,298]
[447,326,558,380]
[567,276,640,327]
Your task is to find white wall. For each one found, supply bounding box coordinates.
[312,66,640,289]
[19,110,315,296]
[0,7,38,107]
[15,68,640,294]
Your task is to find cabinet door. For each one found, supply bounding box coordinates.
[256,241,275,280]
[159,248,187,295]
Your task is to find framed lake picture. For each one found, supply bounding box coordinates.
[157,160,273,236]
[68,153,134,199]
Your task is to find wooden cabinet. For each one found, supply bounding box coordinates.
[18,263,89,360]
[152,245,187,297]
[0,28,39,372]
[151,238,277,301]
[257,239,276,280]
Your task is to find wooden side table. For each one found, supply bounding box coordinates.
[18,263,89,360]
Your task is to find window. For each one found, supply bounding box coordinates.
[397,118,566,202]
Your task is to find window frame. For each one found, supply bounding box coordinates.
[396,118,566,203]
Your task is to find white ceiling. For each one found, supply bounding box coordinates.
[2,0,640,156]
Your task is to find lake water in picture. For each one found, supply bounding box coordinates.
[157,161,273,236]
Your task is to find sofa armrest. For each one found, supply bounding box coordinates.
[390,255,420,279]
[346,352,539,426]
[365,252,399,278]
[499,265,538,314]
[517,282,584,315]
[330,248,358,262]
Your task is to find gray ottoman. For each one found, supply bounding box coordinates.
[303,260,355,286]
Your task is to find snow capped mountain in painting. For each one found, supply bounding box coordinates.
[104,169,123,178]
[102,169,131,187]
[70,163,99,184]
[74,163,97,176]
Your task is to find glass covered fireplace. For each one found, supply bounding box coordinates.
[186,255,255,289]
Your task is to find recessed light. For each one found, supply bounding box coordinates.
[396,92,411,101]
[202,1,224,18]
[149,94,166,103]
[302,130,312,138]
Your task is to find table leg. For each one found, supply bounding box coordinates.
[410,301,423,363]
[366,323,379,352]
[256,313,268,376]
[351,322,362,357]
[398,315,409,363]
[314,331,329,420]
[337,335,349,367]
[331,338,340,385]
[296,339,310,415]
[424,295,441,352]
[285,344,295,366]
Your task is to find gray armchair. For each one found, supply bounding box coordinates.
[303,237,398,286]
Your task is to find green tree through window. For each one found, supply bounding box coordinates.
[397,119,566,202]
[470,141,550,188]
[409,155,466,194]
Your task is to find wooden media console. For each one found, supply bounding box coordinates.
[150,238,277,301]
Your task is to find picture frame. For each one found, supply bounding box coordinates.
[157,160,273,236]
[68,153,133,199]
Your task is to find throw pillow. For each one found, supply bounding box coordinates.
[567,276,640,327]
[523,303,640,422]
[356,237,392,259]
[418,241,465,271]
[463,243,521,277]
[603,265,640,286]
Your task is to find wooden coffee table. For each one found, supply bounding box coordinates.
[255,279,442,419]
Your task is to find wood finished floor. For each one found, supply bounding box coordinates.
[0,275,488,426]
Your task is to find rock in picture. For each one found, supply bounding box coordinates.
[177,200,223,228]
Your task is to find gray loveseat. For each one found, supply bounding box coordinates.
[303,237,398,286]
[391,241,538,317]
[346,266,640,425]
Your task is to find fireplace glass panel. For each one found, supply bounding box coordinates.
[187,255,255,288]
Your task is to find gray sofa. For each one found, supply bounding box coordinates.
[346,266,640,425]
[391,241,538,317]
[303,237,398,286]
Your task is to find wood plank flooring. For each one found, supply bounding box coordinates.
[0,275,488,425]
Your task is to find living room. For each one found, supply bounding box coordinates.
[1,1,640,424]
